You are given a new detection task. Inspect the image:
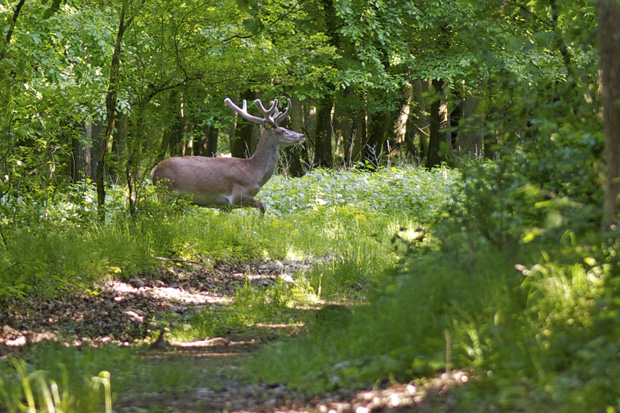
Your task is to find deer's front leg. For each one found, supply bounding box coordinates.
[231,188,266,215]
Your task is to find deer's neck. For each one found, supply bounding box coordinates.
[248,133,280,186]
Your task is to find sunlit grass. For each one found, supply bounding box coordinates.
[0,165,459,411]
[0,343,204,412]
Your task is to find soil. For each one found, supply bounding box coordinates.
[0,259,467,412]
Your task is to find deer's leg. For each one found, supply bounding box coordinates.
[230,189,266,214]
[238,196,266,215]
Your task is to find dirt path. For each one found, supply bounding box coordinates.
[0,260,466,412]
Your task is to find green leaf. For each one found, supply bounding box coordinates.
[243,18,262,34]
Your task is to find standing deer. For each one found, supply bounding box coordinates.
[150,98,304,214]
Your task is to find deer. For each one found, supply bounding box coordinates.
[150,97,305,214]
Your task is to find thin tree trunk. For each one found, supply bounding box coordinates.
[426,79,443,169]
[204,124,219,157]
[125,108,145,217]
[286,97,306,176]
[2,0,26,58]
[97,0,135,220]
[598,0,620,228]
[352,107,366,163]
[406,79,429,159]
[456,85,484,160]
[314,95,334,168]
[403,82,420,159]
[364,110,390,168]
[395,84,413,152]
[230,90,255,158]
[74,118,103,182]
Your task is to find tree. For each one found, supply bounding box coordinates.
[426,79,444,168]
[598,0,620,228]
[230,90,257,158]
[97,0,139,220]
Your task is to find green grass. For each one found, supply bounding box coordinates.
[0,165,459,411]
[0,343,203,412]
[4,164,619,411]
[245,222,620,411]
[0,165,457,301]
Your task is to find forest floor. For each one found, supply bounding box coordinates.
[0,259,467,412]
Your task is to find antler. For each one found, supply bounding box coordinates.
[224,98,265,124]
[224,98,292,127]
[254,99,291,126]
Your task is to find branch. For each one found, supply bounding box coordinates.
[4,0,27,47]
[514,3,552,28]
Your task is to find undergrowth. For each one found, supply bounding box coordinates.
[245,157,620,412]
[0,165,456,302]
[0,165,457,412]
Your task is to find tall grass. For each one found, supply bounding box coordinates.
[1,165,459,411]
[246,224,620,411]
[0,343,200,412]
[0,165,457,302]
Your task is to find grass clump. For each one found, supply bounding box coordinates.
[245,242,519,393]
[0,342,207,412]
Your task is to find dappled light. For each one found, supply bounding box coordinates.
[1,0,618,411]
[0,259,305,350]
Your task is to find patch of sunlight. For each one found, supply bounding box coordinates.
[285,247,306,261]
[398,227,426,243]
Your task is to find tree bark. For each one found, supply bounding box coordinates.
[426,79,443,169]
[73,118,104,182]
[456,85,484,160]
[285,97,306,177]
[405,79,429,159]
[97,0,135,220]
[159,91,185,159]
[364,110,390,168]
[598,0,620,228]
[202,124,219,157]
[230,89,255,158]
[395,84,413,152]
[314,95,334,168]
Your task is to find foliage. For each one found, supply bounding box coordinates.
[245,79,613,412]
[0,0,615,411]
[248,223,620,411]
[262,166,457,217]
[0,165,457,411]
[0,165,454,303]
[0,343,198,412]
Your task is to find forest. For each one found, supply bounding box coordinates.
[1,0,620,411]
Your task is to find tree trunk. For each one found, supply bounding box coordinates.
[230,90,255,158]
[314,95,334,168]
[110,113,128,185]
[364,110,390,168]
[159,94,184,159]
[97,0,135,220]
[286,97,306,177]
[405,79,429,160]
[203,124,219,157]
[352,107,366,163]
[394,84,413,154]
[426,79,443,169]
[73,118,104,182]
[598,0,620,228]
[447,83,463,152]
[125,108,146,218]
[456,86,484,160]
